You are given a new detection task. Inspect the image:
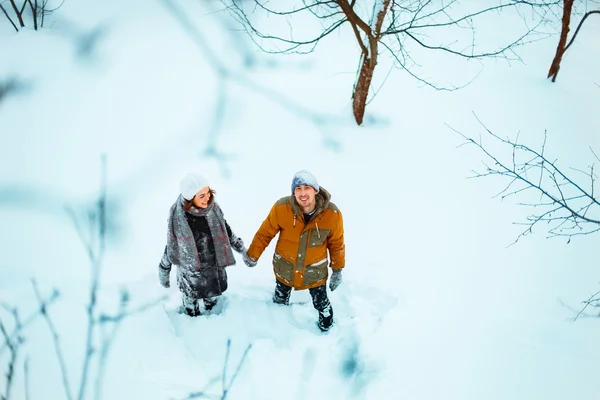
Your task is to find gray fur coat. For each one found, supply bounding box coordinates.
[160,196,244,299]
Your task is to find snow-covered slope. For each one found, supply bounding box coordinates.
[1,1,599,399]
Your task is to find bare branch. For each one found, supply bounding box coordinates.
[575,288,600,321]
[77,155,107,400]
[335,0,372,36]
[223,342,252,399]
[0,3,19,31]
[93,292,164,400]
[9,0,24,27]
[0,317,17,400]
[564,9,600,51]
[0,290,59,357]
[26,0,36,30]
[183,339,252,400]
[32,279,73,400]
[226,0,346,54]
[385,1,559,34]
[451,115,600,243]
[23,357,30,400]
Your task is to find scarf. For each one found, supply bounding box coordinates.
[166,195,235,269]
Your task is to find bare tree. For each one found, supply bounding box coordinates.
[451,114,600,245]
[547,0,600,81]
[1,0,64,32]
[224,0,560,125]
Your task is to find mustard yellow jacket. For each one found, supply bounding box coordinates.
[248,187,345,290]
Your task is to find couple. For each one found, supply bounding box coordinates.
[158,170,345,332]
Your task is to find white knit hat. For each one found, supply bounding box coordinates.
[291,170,319,194]
[180,173,210,200]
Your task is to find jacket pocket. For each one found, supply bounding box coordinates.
[273,252,294,282]
[308,228,330,248]
[304,257,328,286]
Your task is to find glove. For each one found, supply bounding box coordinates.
[329,269,342,291]
[158,265,171,288]
[242,249,257,267]
[230,236,245,253]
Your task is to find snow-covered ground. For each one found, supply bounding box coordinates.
[1,1,600,399]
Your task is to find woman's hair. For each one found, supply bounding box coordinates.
[183,188,216,212]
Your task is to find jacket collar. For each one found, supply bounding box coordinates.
[289,186,331,218]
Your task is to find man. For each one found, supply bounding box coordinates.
[243,170,345,332]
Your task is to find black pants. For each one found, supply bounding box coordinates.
[273,280,331,313]
[182,294,219,317]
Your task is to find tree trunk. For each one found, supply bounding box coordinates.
[9,0,25,27]
[352,55,375,125]
[548,0,574,82]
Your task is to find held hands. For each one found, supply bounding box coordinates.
[329,269,342,291]
[242,249,257,268]
[158,264,171,288]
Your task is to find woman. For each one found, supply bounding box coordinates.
[158,172,246,316]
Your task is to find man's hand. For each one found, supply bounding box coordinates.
[242,249,257,267]
[329,269,342,291]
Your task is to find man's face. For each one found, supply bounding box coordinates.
[294,185,317,210]
[192,187,211,208]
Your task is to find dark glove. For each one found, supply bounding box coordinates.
[158,264,171,288]
[230,236,245,253]
[329,269,342,291]
[242,249,257,267]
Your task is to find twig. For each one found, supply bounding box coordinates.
[221,339,231,398]
[450,113,600,244]
[32,279,73,400]
[182,339,252,400]
[0,290,59,356]
[23,357,30,400]
[26,0,37,30]
[9,0,24,27]
[564,10,600,51]
[0,317,17,400]
[222,342,252,400]
[94,293,166,400]
[0,3,19,31]
[76,154,107,400]
[574,288,600,321]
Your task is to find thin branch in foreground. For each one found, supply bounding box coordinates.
[94,293,167,400]
[0,3,19,32]
[23,357,30,400]
[0,317,18,400]
[76,154,107,400]
[574,288,600,321]
[182,339,252,400]
[32,279,73,400]
[0,289,59,357]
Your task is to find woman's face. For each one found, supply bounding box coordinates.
[192,187,211,208]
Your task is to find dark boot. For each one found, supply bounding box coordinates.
[273,280,292,305]
[182,294,200,317]
[317,305,334,332]
[203,296,218,311]
[309,284,334,332]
